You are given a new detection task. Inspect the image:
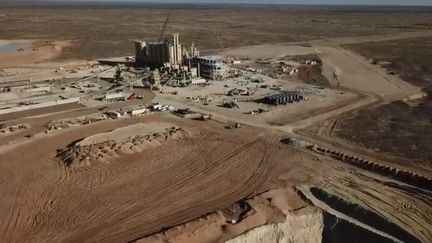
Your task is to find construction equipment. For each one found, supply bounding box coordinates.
[222,100,239,109]
[200,114,212,121]
[225,123,241,129]
[127,93,142,100]
[114,65,126,82]
[158,16,170,42]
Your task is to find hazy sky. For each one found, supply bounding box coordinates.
[4,0,432,6]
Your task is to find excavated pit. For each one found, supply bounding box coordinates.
[310,187,421,243]
[322,212,395,243]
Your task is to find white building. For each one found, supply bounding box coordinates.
[104,92,126,102]
[196,55,228,80]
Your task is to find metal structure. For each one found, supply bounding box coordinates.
[263,91,303,105]
[196,55,228,80]
[104,92,126,102]
[158,16,170,42]
[135,33,185,68]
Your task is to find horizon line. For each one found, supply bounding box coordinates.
[0,1,432,8]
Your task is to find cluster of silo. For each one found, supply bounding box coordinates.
[147,42,170,67]
[134,33,187,68]
[134,41,146,64]
[264,92,303,105]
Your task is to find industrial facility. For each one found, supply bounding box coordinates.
[263,92,303,105]
[134,33,199,69]
[134,33,227,81]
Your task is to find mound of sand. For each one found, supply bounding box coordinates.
[225,208,323,243]
[78,122,175,146]
[57,124,188,167]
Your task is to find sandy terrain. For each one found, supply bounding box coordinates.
[78,122,176,146]
[0,113,298,242]
[226,209,323,243]
[219,45,315,59]
[315,45,420,100]
[0,40,69,68]
[138,190,311,243]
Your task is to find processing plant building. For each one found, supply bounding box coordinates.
[134,33,229,80]
[135,33,199,68]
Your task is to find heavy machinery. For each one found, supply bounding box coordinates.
[222,99,239,109]
[158,16,170,42]
[114,65,126,82]
[200,114,212,121]
[225,123,241,129]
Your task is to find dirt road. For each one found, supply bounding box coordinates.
[315,44,421,100]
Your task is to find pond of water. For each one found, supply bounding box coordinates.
[0,43,28,52]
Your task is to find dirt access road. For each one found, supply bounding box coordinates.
[293,30,432,175]
[312,31,431,101]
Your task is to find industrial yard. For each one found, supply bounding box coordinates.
[0,3,432,243]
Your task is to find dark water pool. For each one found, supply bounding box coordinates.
[0,43,27,52]
[311,187,421,243]
[322,213,396,243]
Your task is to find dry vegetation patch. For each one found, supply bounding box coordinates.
[337,37,432,164]
[1,7,432,60]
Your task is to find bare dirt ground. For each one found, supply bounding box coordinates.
[314,44,421,100]
[0,40,69,68]
[0,112,295,242]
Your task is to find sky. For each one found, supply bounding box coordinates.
[2,0,432,6]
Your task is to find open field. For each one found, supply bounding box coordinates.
[344,37,432,89]
[0,6,432,60]
[333,37,432,165]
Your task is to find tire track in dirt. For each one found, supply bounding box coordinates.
[0,115,282,243]
[319,168,432,242]
[60,137,272,242]
[0,177,23,242]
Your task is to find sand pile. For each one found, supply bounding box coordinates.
[77,122,175,146]
[225,208,323,243]
[57,124,187,167]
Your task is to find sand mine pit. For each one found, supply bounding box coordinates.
[57,122,188,167]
